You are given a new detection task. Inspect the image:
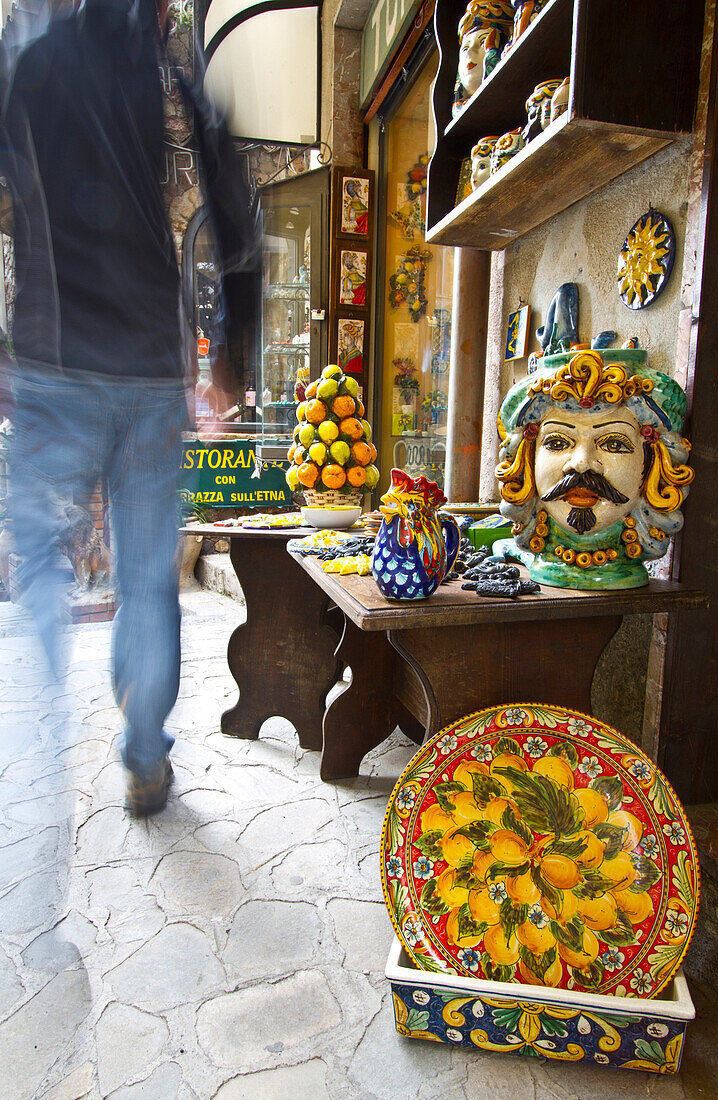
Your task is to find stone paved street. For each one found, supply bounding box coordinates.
[0,588,716,1099]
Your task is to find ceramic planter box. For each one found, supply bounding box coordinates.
[386,937,694,1074]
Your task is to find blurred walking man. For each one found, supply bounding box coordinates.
[1,0,256,814]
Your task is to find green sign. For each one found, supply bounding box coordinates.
[180,440,291,508]
[360,0,422,106]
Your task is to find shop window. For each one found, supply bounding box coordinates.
[377,52,454,490]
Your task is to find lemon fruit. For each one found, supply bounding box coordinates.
[436,868,470,908]
[308,442,327,465]
[573,830,606,868]
[360,419,373,442]
[606,810,643,852]
[575,787,609,827]
[440,828,475,868]
[612,887,653,924]
[468,887,501,925]
[602,852,637,890]
[484,923,520,966]
[506,869,540,905]
[557,929,600,969]
[577,892,617,931]
[342,376,359,397]
[328,440,351,466]
[285,466,300,491]
[317,420,340,444]
[322,363,342,379]
[532,756,575,790]
[453,760,489,788]
[446,907,483,948]
[517,919,556,954]
[489,829,529,866]
[364,465,380,490]
[420,803,454,833]
[539,854,581,889]
[299,423,315,447]
[317,378,339,401]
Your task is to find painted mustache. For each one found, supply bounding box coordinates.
[541,470,629,535]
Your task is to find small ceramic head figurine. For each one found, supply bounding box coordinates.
[470,135,500,189]
[490,127,526,173]
[495,348,694,589]
[453,1,514,115]
[510,0,545,44]
[524,79,562,140]
[550,77,570,124]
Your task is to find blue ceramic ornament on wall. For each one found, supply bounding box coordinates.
[618,210,676,309]
[371,469,460,600]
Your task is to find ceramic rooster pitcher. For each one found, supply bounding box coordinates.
[371,469,460,599]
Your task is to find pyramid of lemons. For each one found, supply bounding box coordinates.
[285,364,379,494]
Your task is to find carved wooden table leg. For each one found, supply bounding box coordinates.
[320,617,398,780]
[389,615,623,741]
[221,537,340,749]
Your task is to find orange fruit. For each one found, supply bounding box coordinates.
[575,787,609,827]
[506,869,540,905]
[351,441,374,466]
[339,416,364,440]
[321,464,346,489]
[557,928,600,969]
[332,394,356,418]
[484,923,520,966]
[532,756,575,790]
[577,892,617,931]
[468,887,501,925]
[517,919,556,954]
[346,465,367,487]
[436,868,470,909]
[305,381,318,399]
[355,398,365,417]
[297,462,319,488]
[490,752,528,777]
[612,887,653,925]
[602,852,637,890]
[306,399,328,424]
[606,810,643,852]
[539,854,581,889]
[293,448,306,466]
[287,444,296,462]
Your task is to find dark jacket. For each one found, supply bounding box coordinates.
[0,0,257,382]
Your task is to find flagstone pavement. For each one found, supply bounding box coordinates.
[0,588,716,1100]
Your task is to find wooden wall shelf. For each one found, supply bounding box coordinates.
[426,0,704,250]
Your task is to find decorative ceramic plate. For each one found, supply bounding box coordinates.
[381,705,699,998]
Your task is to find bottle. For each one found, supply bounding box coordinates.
[195,358,211,421]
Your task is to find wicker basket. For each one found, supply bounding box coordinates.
[303,488,363,508]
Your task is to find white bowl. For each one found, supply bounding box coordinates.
[301,506,362,530]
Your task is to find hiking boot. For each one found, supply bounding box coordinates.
[125,756,174,817]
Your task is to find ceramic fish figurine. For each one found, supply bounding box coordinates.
[372,469,460,599]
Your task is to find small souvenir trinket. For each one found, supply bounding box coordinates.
[453,1,514,116]
[490,128,525,173]
[550,76,570,123]
[372,469,460,599]
[495,347,694,589]
[524,79,561,140]
[618,210,676,309]
[470,135,500,190]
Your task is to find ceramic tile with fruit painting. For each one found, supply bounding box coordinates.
[381,705,699,998]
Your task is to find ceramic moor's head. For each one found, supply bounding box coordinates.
[495,349,694,589]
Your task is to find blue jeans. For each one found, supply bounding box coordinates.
[10,369,187,778]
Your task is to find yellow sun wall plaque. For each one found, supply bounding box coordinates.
[618,210,676,310]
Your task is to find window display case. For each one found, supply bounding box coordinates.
[258,168,330,458]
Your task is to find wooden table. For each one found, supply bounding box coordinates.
[185,525,342,752]
[289,553,707,780]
